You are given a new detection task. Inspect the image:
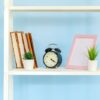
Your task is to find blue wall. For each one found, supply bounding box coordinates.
[1,0,100,100]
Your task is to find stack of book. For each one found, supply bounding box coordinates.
[10,32,38,69]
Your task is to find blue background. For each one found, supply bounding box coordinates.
[1,0,100,100]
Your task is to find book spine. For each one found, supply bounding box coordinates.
[15,32,24,68]
[29,33,38,68]
[26,33,38,68]
[10,32,23,68]
[22,33,29,53]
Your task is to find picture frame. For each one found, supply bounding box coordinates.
[67,35,97,70]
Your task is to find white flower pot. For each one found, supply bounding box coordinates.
[88,60,98,71]
[23,59,34,70]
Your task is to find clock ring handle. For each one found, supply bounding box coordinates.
[49,43,61,53]
[49,43,58,47]
[49,43,58,49]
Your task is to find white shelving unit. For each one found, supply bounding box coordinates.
[4,0,100,100]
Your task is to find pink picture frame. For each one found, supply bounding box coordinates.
[67,35,97,70]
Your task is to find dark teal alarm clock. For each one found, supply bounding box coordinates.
[43,44,62,68]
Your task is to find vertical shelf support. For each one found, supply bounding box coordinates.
[4,0,13,100]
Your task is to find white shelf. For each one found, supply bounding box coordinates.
[10,6,100,12]
[8,68,100,75]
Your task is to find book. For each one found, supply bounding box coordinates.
[16,32,25,67]
[26,33,38,68]
[22,33,29,53]
[10,32,23,68]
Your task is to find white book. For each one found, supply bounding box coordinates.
[22,33,29,53]
[10,32,22,68]
[16,32,25,67]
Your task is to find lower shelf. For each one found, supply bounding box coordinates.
[8,68,100,76]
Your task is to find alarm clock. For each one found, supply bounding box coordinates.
[43,44,62,68]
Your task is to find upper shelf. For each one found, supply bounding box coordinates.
[8,68,100,76]
[10,6,100,12]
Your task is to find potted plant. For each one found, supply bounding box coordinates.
[88,47,98,71]
[23,52,34,70]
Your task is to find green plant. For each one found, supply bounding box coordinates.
[88,47,98,60]
[24,52,33,60]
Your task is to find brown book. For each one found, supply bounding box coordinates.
[10,32,23,68]
[26,33,38,68]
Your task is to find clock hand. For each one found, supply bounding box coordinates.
[50,59,56,63]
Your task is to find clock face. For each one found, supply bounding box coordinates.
[44,51,58,68]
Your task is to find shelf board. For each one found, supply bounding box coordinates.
[10,6,100,12]
[8,68,100,76]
